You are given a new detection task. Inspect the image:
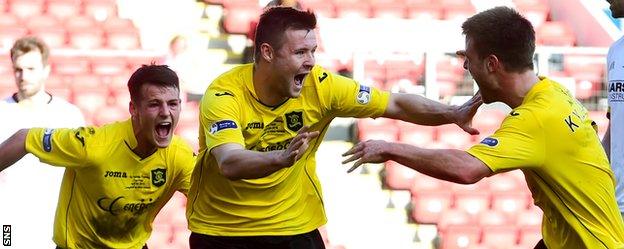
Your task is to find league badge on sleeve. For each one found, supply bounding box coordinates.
[43,128,55,152]
[210,120,238,134]
[356,85,371,105]
[480,137,499,147]
[151,168,166,187]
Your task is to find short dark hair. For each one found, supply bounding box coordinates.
[462,6,535,72]
[10,36,50,65]
[253,6,316,62]
[127,64,179,103]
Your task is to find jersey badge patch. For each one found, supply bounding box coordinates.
[285,111,304,132]
[43,128,54,152]
[210,120,237,134]
[480,137,498,147]
[356,85,371,105]
[151,168,166,187]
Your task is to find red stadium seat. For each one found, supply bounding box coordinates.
[105,29,141,50]
[72,87,109,116]
[516,207,543,227]
[45,0,82,20]
[0,59,13,76]
[371,3,406,19]
[397,122,435,146]
[64,15,97,31]
[83,0,117,21]
[0,27,28,48]
[29,26,67,49]
[384,161,417,190]
[436,124,472,149]
[407,4,443,20]
[443,4,475,22]
[222,2,260,34]
[481,225,518,249]
[9,0,45,19]
[91,57,128,76]
[0,13,20,27]
[452,191,490,216]
[518,225,542,248]
[335,3,372,19]
[516,2,549,29]
[357,118,399,142]
[411,189,452,224]
[536,21,575,46]
[439,225,480,249]
[491,192,530,217]
[478,210,514,226]
[51,56,91,75]
[304,2,336,18]
[68,28,104,49]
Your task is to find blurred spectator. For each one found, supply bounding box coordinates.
[0,36,85,248]
[163,35,211,101]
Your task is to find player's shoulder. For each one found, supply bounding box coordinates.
[209,64,250,90]
[165,136,196,159]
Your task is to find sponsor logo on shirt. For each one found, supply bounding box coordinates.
[285,111,304,132]
[253,139,293,152]
[356,85,371,105]
[210,120,237,134]
[480,137,498,147]
[151,168,166,187]
[609,81,624,102]
[97,196,153,215]
[43,128,54,152]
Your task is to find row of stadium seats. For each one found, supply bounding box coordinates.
[0,14,140,49]
[0,0,117,21]
[440,223,541,249]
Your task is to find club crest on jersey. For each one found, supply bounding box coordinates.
[356,85,371,105]
[151,168,166,187]
[210,120,237,134]
[43,128,54,152]
[480,137,498,147]
[285,111,304,132]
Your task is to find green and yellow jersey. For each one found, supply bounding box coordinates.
[25,119,195,249]
[187,64,390,236]
[468,77,624,248]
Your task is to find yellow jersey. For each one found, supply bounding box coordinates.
[187,64,390,236]
[468,77,624,249]
[25,119,195,249]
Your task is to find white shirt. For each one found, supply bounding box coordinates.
[607,36,624,216]
[0,93,84,249]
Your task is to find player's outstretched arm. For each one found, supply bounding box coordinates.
[0,129,29,172]
[342,139,492,184]
[381,92,482,135]
[212,126,320,180]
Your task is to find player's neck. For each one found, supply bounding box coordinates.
[501,70,540,108]
[130,119,158,159]
[16,90,51,106]
[252,64,288,107]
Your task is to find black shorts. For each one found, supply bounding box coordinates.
[189,229,326,249]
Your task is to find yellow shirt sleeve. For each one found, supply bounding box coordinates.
[200,87,245,153]
[467,107,546,172]
[171,140,197,195]
[25,127,94,168]
[319,71,390,118]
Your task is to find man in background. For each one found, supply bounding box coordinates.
[603,0,624,219]
[0,36,84,248]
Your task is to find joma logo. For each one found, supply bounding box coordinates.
[104,171,128,178]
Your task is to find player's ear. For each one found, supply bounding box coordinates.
[260,43,273,63]
[486,54,500,73]
[129,100,137,117]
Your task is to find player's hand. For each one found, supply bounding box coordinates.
[342,140,390,173]
[280,126,320,167]
[454,91,482,135]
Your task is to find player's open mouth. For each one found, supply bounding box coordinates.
[155,122,172,138]
[294,73,307,86]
